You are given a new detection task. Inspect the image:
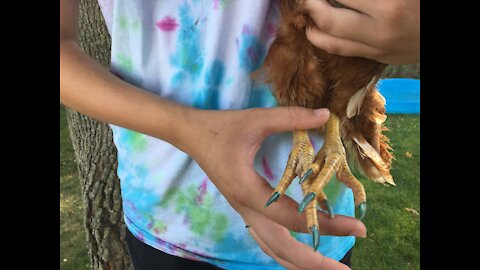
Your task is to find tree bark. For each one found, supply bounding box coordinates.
[66,0,131,269]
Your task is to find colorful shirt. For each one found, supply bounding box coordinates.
[98,1,355,269]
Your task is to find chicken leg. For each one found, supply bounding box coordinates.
[298,113,367,218]
[264,130,333,251]
[265,113,367,251]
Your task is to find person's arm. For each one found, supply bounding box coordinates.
[302,0,420,64]
[60,0,194,150]
[61,1,366,269]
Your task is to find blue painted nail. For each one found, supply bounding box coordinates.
[264,192,281,208]
[310,225,320,251]
[359,202,367,220]
[298,192,316,213]
[299,169,313,184]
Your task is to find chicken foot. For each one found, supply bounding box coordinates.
[264,113,367,251]
[264,130,333,251]
[298,113,367,220]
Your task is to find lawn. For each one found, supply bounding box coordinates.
[60,106,419,270]
[60,105,90,270]
[351,114,420,269]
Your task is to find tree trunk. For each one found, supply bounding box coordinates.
[66,0,131,269]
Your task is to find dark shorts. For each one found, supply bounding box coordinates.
[126,229,352,269]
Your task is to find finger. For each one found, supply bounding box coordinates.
[302,0,377,43]
[247,226,302,270]
[306,26,383,59]
[236,169,367,238]
[316,211,367,237]
[237,170,310,233]
[255,106,330,135]
[200,161,311,233]
[243,208,351,270]
[334,0,381,15]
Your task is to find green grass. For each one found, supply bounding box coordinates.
[60,105,90,270]
[60,107,419,270]
[352,115,420,270]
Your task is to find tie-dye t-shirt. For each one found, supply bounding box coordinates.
[98,1,355,269]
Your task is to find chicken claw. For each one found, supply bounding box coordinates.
[264,130,330,251]
[264,130,315,207]
[298,113,368,220]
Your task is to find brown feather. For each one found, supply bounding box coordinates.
[260,0,394,185]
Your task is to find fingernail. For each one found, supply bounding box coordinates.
[354,224,367,238]
[358,230,367,238]
[350,229,367,238]
[313,108,329,116]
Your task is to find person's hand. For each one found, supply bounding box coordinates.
[302,0,420,64]
[179,107,366,269]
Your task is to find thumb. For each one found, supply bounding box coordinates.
[260,106,330,134]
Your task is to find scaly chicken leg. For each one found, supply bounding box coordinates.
[264,129,333,250]
[298,113,367,217]
[264,130,314,206]
[265,113,367,251]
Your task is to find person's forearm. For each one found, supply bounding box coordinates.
[60,39,195,150]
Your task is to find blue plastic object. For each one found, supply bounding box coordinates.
[376,78,420,114]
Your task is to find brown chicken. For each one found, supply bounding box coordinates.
[261,0,395,251]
